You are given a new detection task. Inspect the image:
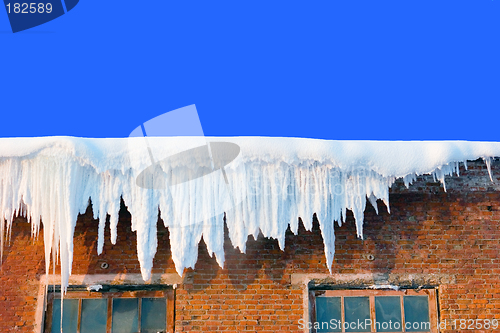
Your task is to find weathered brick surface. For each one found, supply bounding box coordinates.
[1,159,500,332]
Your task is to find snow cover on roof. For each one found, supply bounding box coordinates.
[0,137,499,291]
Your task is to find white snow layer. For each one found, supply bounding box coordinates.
[0,137,499,291]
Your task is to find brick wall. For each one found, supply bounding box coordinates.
[0,159,499,332]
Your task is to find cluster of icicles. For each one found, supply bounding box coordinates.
[0,137,497,291]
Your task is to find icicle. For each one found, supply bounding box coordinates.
[367,194,379,214]
[484,157,493,182]
[403,174,416,188]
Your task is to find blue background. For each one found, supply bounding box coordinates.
[1,0,499,140]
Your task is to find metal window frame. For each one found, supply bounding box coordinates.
[309,289,438,333]
[43,286,175,333]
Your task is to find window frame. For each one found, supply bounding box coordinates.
[43,286,175,333]
[309,289,438,333]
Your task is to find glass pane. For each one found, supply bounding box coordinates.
[344,297,371,332]
[51,299,79,333]
[375,296,402,332]
[404,296,430,332]
[81,299,108,333]
[141,298,167,333]
[315,297,342,332]
[112,298,138,333]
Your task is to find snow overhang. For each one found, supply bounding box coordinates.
[0,137,499,291]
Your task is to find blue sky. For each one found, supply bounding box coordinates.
[1,1,499,140]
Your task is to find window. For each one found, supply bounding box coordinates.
[44,285,175,333]
[310,289,438,333]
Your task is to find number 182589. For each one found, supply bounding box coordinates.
[6,3,53,14]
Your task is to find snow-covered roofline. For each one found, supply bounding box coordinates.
[0,137,499,291]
